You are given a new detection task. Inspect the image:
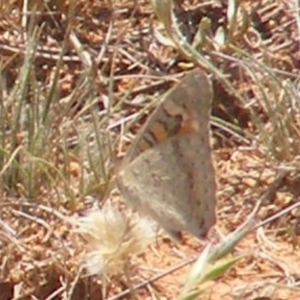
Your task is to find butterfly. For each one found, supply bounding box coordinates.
[116,70,216,240]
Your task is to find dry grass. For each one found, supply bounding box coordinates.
[0,0,300,299]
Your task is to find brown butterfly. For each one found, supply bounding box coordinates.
[117,70,217,240]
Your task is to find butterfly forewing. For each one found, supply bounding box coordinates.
[122,70,213,164]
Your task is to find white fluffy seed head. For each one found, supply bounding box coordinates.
[75,204,156,277]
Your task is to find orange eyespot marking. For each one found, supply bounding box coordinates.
[138,138,152,151]
[178,119,199,135]
[137,122,168,152]
[149,122,168,143]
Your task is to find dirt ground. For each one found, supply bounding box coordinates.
[0,0,299,299]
